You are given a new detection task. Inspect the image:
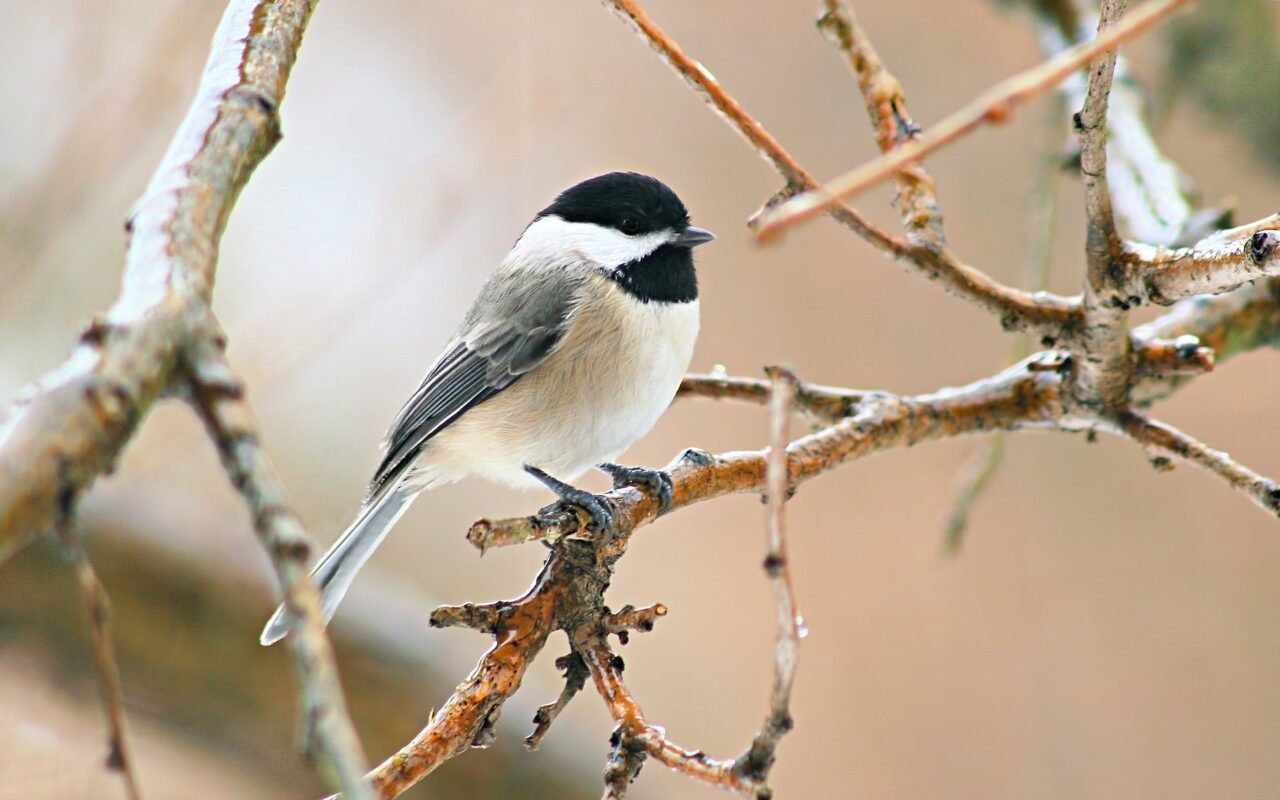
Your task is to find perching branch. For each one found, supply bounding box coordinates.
[372,4,1280,792]
[0,1,373,797]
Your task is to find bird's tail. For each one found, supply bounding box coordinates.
[259,484,417,646]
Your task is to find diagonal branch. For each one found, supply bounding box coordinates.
[599,0,1080,337]
[0,0,313,559]
[752,0,1194,238]
[184,326,372,800]
[1108,410,1280,516]
[57,523,143,800]
[575,632,765,797]
[0,2,373,797]
[816,0,944,246]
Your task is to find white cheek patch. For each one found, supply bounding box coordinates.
[511,216,671,271]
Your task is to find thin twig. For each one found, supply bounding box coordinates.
[943,434,1008,555]
[184,330,372,800]
[678,372,863,424]
[526,653,589,751]
[1108,410,1280,517]
[599,0,1081,336]
[56,523,143,800]
[944,104,1064,552]
[732,368,802,785]
[575,632,765,797]
[817,0,944,246]
[753,0,1194,238]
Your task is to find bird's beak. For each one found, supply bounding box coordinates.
[675,226,716,248]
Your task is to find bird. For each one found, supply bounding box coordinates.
[260,172,715,645]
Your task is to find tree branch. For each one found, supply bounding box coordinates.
[184,327,372,799]
[752,0,1193,238]
[56,523,143,800]
[1071,0,1133,409]
[1126,215,1280,304]
[599,0,1080,337]
[816,0,944,246]
[0,0,317,559]
[732,369,802,785]
[1108,410,1280,516]
[0,2,373,797]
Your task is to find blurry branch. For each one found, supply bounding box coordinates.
[1109,411,1280,514]
[945,104,1065,552]
[0,1,372,797]
[56,524,143,800]
[0,3,216,307]
[0,529,595,798]
[754,0,1195,237]
[1021,0,1243,246]
[184,327,371,794]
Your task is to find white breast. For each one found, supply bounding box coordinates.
[419,279,699,489]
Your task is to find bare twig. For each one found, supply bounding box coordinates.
[56,524,143,800]
[602,603,668,640]
[599,0,1081,337]
[526,653,589,751]
[753,0,1194,238]
[184,330,372,800]
[0,2,374,795]
[576,633,765,797]
[732,368,802,784]
[816,0,944,245]
[678,372,863,424]
[1108,410,1280,517]
[943,435,1008,555]
[945,106,1064,551]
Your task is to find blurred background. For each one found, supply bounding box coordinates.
[2,1,1278,798]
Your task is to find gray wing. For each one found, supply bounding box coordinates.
[368,268,584,497]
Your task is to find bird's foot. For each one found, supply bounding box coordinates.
[524,464,615,536]
[597,462,674,515]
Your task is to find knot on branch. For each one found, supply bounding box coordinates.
[603,603,668,644]
[1251,230,1279,265]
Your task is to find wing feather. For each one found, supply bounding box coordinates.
[368,271,583,496]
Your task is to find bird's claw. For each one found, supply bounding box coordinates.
[525,464,615,536]
[597,462,674,515]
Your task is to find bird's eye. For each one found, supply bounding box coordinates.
[619,218,641,235]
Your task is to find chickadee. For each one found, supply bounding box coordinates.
[261,172,714,645]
